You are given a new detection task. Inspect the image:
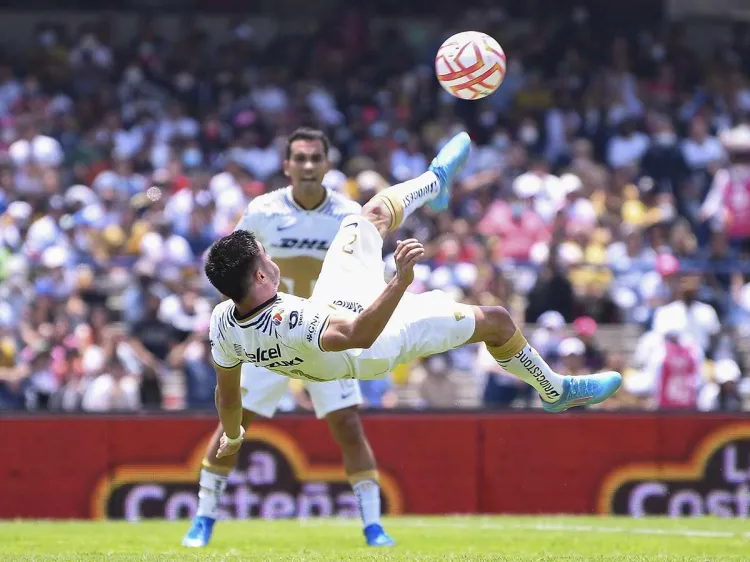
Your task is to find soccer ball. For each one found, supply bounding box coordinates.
[435,31,506,100]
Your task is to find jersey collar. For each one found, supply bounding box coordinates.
[285,186,329,212]
[233,294,278,323]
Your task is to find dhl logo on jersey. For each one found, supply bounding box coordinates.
[273,238,331,251]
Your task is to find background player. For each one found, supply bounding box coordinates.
[183,128,395,548]
[204,132,622,461]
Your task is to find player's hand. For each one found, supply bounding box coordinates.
[216,426,245,459]
[393,239,424,287]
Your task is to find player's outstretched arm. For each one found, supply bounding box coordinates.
[214,363,244,458]
[320,239,424,352]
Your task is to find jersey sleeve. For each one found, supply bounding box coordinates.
[283,298,335,353]
[209,306,242,369]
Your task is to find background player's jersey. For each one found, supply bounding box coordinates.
[209,294,357,382]
[234,186,361,298]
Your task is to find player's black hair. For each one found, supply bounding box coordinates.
[285,127,330,160]
[204,230,261,302]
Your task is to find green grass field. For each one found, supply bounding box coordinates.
[0,516,747,561]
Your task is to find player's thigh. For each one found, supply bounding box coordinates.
[305,378,363,419]
[397,290,476,361]
[240,363,292,418]
[312,215,386,306]
[354,290,476,380]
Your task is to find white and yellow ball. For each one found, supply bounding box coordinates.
[435,31,507,100]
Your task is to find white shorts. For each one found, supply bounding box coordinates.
[240,363,363,419]
[312,215,476,379]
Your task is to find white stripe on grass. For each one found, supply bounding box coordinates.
[299,518,742,539]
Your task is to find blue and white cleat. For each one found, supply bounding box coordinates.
[364,523,396,547]
[182,515,216,548]
[427,132,471,211]
[542,371,622,413]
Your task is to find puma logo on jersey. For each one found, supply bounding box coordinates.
[265,357,304,369]
[274,238,330,250]
[454,311,465,321]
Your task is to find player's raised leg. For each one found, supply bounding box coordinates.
[465,307,621,411]
[312,131,471,304]
[365,131,471,236]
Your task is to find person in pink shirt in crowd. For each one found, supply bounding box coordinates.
[477,174,550,263]
[700,124,750,254]
[641,330,706,411]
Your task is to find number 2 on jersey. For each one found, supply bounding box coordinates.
[342,234,358,254]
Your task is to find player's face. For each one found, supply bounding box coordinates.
[284,139,329,192]
[256,243,281,290]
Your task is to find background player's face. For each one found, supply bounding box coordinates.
[284,139,329,193]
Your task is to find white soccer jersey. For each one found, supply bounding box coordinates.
[209,294,356,382]
[209,214,477,383]
[234,186,361,298]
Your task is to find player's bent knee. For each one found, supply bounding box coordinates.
[326,407,366,447]
[471,305,517,348]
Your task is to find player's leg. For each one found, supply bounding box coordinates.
[182,365,291,548]
[465,306,622,412]
[312,131,471,305]
[380,291,620,411]
[365,131,471,237]
[182,409,256,547]
[306,380,394,547]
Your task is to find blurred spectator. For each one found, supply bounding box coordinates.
[167,332,213,409]
[81,357,140,412]
[699,359,744,412]
[556,338,589,376]
[633,331,706,411]
[572,316,606,371]
[651,275,721,357]
[525,251,576,323]
[700,125,750,255]
[607,119,649,169]
[359,377,398,409]
[477,173,550,262]
[530,311,566,364]
[414,355,462,409]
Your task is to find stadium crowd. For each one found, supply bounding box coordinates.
[0,7,749,413]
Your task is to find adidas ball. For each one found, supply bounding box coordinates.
[435,31,507,100]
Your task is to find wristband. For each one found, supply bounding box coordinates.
[223,426,245,445]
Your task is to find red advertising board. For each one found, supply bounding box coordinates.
[0,413,748,519]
